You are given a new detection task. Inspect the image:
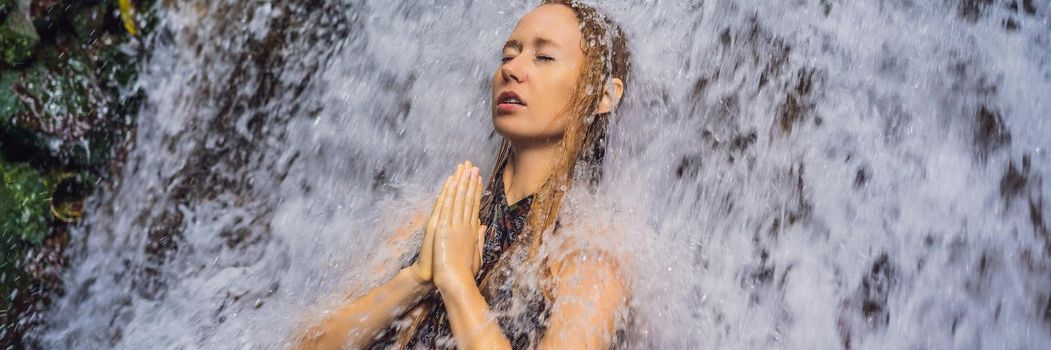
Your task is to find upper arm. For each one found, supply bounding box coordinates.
[538,250,628,350]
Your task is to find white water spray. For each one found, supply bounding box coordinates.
[33,1,1051,349]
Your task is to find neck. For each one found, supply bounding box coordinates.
[503,139,559,205]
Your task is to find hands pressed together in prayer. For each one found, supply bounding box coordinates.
[407,161,487,292]
[296,160,625,350]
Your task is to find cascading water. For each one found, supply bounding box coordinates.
[28,0,1050,348]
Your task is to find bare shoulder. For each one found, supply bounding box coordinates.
[544,221,629,285]
[540,246,629,349]
[550,247,627,297]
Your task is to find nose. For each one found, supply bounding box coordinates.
[500,56,524,84]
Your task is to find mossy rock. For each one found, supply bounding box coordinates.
[72,3,109,41]
[0,161,88,325]
[17,51,101,133]
[0,0,39,66]
[93,36,140,91]
[29,0,68,31]
[0,159,45,347]
[0,161,50,245]
[0,47,114,167]
[0,70,25,121]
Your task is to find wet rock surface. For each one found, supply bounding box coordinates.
[0,0,152,347]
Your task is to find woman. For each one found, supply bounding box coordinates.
[296,1,631,348]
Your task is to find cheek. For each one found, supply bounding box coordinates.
[554,74,580,116]
[490,70,501,98]
[549,69,580,115]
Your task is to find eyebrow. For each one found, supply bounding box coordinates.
[502,37,560,52]
[503,39,522,51]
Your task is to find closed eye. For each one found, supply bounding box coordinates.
[537,55,555,62]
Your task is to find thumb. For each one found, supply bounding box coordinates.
[476,226,486,260]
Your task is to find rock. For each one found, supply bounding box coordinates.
[0,160,49,349]
[29,0,65,38]
[0,0,38,66]
[92,34,140,94]
[73,4,109,41]
[0,160,49,245]
[0,0,150,345]
[16,52,102,137]
[1,47,111,166]
[0,70,25,121]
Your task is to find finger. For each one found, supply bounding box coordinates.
[424,176,453,267]
[471,170,483,227]
[441,164,464,227]
[452,164,470,225]
[424,175,449,233]
[428,176,452,229]
[475,225,486,273]
[476,225,485,255]
[463,167,479,224]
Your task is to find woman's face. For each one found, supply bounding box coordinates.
[491,4,584,145]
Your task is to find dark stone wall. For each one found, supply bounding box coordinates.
[1,0,153,347]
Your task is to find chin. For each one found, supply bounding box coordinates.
[494,128,564,146]
[492,113,567,144]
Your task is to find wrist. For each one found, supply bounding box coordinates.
[434,269,476,296]
[398,268,434,295]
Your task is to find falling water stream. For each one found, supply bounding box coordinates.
[27,0,1051,349]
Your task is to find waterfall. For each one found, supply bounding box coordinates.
[32,0,1051,348]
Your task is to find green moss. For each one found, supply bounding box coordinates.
[0,160,41,338]
[0,161,50,245]
[0,70,25,122]
[0,1,38,66]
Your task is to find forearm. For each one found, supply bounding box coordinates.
[438,273,512,350]
[296,268,432,350]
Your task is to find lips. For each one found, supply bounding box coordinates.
[496,91,526,114]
